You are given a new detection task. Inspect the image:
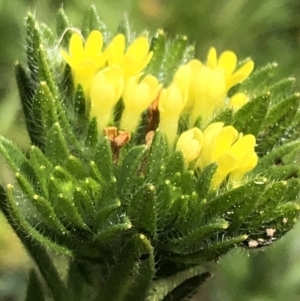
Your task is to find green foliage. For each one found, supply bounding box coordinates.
[0,6,299,301]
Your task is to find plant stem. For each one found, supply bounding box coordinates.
[0,186,70,301]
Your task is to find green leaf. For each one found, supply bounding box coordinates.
[232,94,270,135]
[180,170,195,195]
[33,82,59,136]
[146,130,168,181]
[117,13,133,43]
[128,183,157,235]
[156,180,173,229]
[268,77,296,97]
[97,234,154,301]
[65,155,87,179]
[242,62,278,90]
[249,181,292,230]
[204,178,267,217]
[48,176,88,229]
[146,29,166,80]
[74,84,87,124]
[94,137,113,183]
[165,219,228,250]
[56,7,72,49]
[45,122,70,164]
[195,163,217,201]
[94,198,121,226]
[5,184,72,256]
[165,150,185,178]
[0,137,39,191]
[116,145,147,195]
[257,93,300,154]
[263,164,300,181]
[15,172,67,233]
[25,270,45,301]
[254,140,300,173]
[211,107,233,125]
[161,273,211,301]
[93,217,132,244]
[85,117,98,148]
[163,35,189,85]
[123,235,155,301]
[269,202,300,235]
[15,63,41,147]
[81,5,111,45]
[168,235,247,264]
[147,265,208,301]
[26,12,41,83]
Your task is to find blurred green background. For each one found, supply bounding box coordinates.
[1,0,300,300]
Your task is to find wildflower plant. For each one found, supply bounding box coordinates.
[0,5,300,301]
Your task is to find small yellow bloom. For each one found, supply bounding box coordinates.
[107,34,153,78]
[176,128,203,164]
[121,73,161,132]
[158,67,190,146]
[228,92,249,111]
[61,31,108,96]
[207,47,254,91]
[196,122,258,188]
[90,65,124,132]
[190,67,227,125]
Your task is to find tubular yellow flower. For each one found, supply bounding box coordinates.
[121,73,161,132]
[158,66,191,146]
[206,47,254,91]
[228,92,249,111]
[61,31,108,96]
[107,34,153,78]
[196,122,258,189]
[190,67,227,125]
[90,65,124,132]
[176,128,203,164]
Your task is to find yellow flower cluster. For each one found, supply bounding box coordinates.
[61,30,257,187]
[158,48,254,146]
[176,122,258,188]
[61,30,159,133]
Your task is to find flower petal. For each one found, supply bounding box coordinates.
[207,47,217,68]
[108,34,126,65]
[218,51,237,78]
[85,30,103,58]
[226,60,254,90]
[69,33,84,59]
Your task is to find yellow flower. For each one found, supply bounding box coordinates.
[61,31,108,96]
[196,122,258,188]
[190,67,227,125]
[107,34,153,78]
[207,47,254,91]
[121,73,161,132]
[176,128,203,164]
[228,92,249,111]
[90,65,124,132]
[158,66,191,146]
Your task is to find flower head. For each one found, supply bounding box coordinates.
[121,73,161,132]
[61,31,108,96]
[107,34,153,78]
[207,47,254,91]
[190,66,227,125]
[176,128,203,164]
[90,65,124,132]
[158,66,190,146]
[196,122,258,188]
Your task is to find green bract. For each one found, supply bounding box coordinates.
[0,5,299,301]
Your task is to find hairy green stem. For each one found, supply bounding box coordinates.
[0,186,70,301]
